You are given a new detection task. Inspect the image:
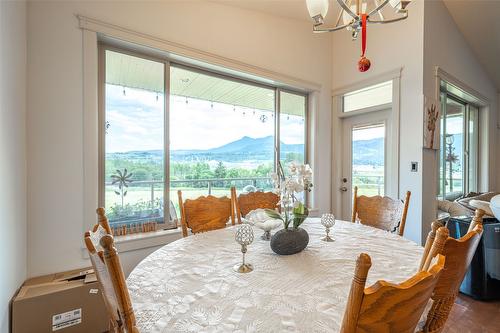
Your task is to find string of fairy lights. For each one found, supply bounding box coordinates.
[118,82,304,125]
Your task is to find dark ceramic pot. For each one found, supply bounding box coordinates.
[270,227,309,255]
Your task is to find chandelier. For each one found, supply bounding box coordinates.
[306,0,411,72]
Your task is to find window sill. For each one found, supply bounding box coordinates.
[114,228,182,253]
[308,208,320,217]
[82,210,319,258]
[82,228,182,258]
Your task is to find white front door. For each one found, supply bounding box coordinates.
[340,110,394,220]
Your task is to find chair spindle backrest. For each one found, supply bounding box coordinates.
[419,209,484,333]
[351,186,411,236]
[231,186,280,224]
[100,235,139,333]
[84,208,138,333]
[340,253,445,333]
[178,190,234,237]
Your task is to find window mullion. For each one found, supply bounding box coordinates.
[464,104,469,194]
[442,93,447,199]
[98,45,106,208]
[275,88,281,172]
[164,60,171,229]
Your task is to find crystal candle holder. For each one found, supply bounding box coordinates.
[321,213,335,242]
[234,224,255,273]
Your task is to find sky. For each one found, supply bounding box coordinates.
[106,82,443,155]
[352,124,385,142]
[105,85,305,153]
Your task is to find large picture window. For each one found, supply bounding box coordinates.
[100,46,307,233]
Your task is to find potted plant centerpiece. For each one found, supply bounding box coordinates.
[266,162,313,255]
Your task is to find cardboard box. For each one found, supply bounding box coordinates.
[12,267,109,333]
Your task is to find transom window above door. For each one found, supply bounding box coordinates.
[342,80,392,113]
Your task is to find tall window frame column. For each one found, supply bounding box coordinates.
[438,87,480,200]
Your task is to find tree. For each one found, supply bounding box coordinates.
[133,168,149,181]
[214,161,227,179]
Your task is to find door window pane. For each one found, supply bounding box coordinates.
[343,81,392,112]
[169,66,275,215]
[104,50,166,229]
[352,124,385,196]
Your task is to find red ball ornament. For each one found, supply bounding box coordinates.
[358,56,371,72]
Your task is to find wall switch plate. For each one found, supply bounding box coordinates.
[411,162,418,172]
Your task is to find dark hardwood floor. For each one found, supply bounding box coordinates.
[443,294,500,333]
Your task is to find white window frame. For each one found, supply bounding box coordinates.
[331,68,402,215]
[79,15,318,253]
[99,46,309,231]
[434,67,491,195]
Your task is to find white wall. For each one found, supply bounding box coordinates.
[422,0,499,236]
[331,0,499,244]
[0,1,27,332]
[27,1,333,276]
[497,93,500,192]
[332,1,425,243]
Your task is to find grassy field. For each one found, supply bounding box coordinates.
[105,185,273,216]
[105,166,384,220]
[352,166,384,197]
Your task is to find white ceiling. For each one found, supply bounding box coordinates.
[211,0,351,26]
[443,0,500,90]
[212,0,311,22]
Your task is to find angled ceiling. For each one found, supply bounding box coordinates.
[215,0,500,90]
[211,0,310,22]
[437,0,500,90]
[212,0,404,25]
[109,1,500,92]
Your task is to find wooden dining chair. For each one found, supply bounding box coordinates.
[340,252,445,333]
[84,208,139,333]
[418,209,485,333]
[351,186,411,236]
[231,186,280,224]
[177,190,235,238]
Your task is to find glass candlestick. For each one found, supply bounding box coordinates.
[234,224,254,273]
[321,213,335,242]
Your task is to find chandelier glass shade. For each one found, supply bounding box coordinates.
[306,0,411,38]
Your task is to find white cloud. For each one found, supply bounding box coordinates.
[105,85,305,153]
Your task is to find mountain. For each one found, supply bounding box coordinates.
[351,133,464,166]
[107,134,462,168]
[169,135,302,162]
[208,135,273,154]
[352,138,384,166]
[207,136,302,154]
[109,136,389,166]
[108,136,304,163]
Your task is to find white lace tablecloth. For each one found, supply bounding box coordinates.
[127,219,423,333]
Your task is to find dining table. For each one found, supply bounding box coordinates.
[127,218,424,332]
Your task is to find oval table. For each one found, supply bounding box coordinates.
[127,219,423,332]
